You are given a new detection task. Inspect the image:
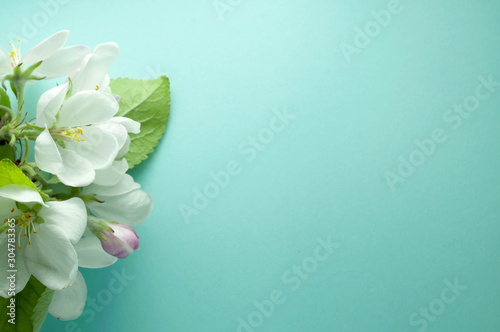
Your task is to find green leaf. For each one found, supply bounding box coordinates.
[0,145,14,161]
[0,159,38,191]
[0,277,54,332]
[0,88,11,119]
[0,88,11,109]
[109,76,170,168]
[32,286,54,332]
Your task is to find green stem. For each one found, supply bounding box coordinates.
[13,83,25,126]
[0,105,15,122]
[42,189,53,195]
[20,164,37,178]
[13,128,43,141]
[21,164,49,188]
[16,85,24,122]
[0,125,11,142]
[8,133,16,146]
[24,162,37,168]
[21,137,30,164]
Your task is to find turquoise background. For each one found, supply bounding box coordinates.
[2,0,500,331]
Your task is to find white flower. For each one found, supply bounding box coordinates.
[34,41,121,126]
[0,30,89,80]
[70,42,119,95]
[0,185,87,296]
[34,90,122,187]
[33,40,139,187]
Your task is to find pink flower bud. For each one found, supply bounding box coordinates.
[98,223,139,259]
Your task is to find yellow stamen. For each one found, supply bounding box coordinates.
[21,213,31,223]
[8,39,21,67]
[59,127,85,142]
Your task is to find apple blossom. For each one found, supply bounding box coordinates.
[32,41,140,187]
[0,30,89,81]
[69,42,119,95]
[0,185,87,296]
[34,90,122,187]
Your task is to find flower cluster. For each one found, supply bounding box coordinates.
[0,31,152,321]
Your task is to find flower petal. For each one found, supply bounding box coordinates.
[100,74,110,92]
[84,174,139,196]
[64,126,119,170]
[21,30,69,65]
[100,224,138,259]
[57,148,96,187]
[88,189,152,226]
[57,91,119,127]
[38,198,87,244]
[93,119,128,153]
[33,45,90,79]
[35,84,68,127]
[0,46,11,73]
[0,236,30,297]
[101,237,134,259]
[75,236,117,268]
[112,224,139,250]
[0,185,45,205]
[68,53,90,78]
[92,159,128,186]
[35,128,64,175]
[72,42,119,94]
[117,136,131,159]
[49,271,87,321]
[24,224,78,290]
[112,117,141,134]
[108,117,141,158]
[0,196,17,219]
